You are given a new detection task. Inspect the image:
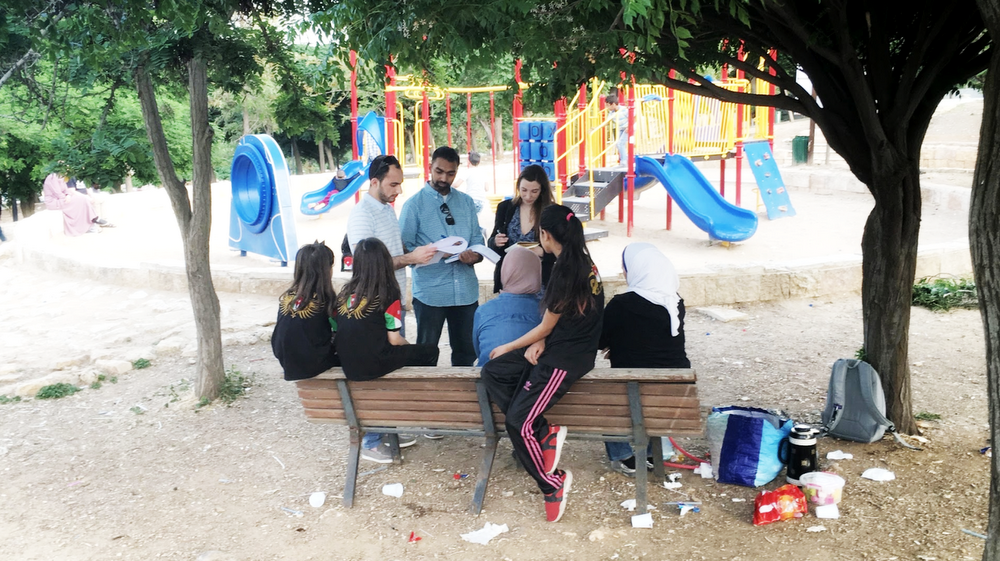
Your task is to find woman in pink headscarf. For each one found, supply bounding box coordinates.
[472,246,543,366]
[43,173,110,236]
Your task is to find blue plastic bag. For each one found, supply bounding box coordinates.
[706,406,793,487]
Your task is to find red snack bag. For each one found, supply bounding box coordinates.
[753,484,807,526]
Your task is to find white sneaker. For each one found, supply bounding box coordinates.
[86,224,100,234]
[361,446,393,464]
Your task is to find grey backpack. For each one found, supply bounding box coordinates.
[821,359,894,443]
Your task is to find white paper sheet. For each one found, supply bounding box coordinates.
[460,522,509,545]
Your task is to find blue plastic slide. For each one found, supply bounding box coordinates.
[635,154,758,242]
[300,111,387,215]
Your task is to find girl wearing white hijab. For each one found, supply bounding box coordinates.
[600,242,689,475]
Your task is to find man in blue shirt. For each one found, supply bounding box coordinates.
[400,146,484,366]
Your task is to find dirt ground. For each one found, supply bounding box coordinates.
[0,260,989,561]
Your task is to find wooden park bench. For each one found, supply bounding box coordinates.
[295,367,701,516]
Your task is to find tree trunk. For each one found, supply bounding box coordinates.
[186,56,224,399]
[242,106,250,136]
[291,138,302,175]
[972,1,1000,556]
[325,142,336,170]
[19,191,38,217]
[318,137,326,172]
[134,59,224,401]
[861,152,922,436]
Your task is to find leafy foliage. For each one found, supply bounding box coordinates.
[912,277,978,311]
[36,383,80,399]
[132,358,151,370]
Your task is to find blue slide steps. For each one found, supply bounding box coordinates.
[635,154,758,242]
[742,140,795,220]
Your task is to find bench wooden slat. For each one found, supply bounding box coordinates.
[346,380,478,392]
[352,400,481,413]
[358,410,485,424]
[348,389,485,402]
[297,388,342,402]
[312,367,696,382]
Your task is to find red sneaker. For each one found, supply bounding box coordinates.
[540,425,567,475]
[544,469,572,522]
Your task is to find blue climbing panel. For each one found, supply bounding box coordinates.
[743,140,795,220]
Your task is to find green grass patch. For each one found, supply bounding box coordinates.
[130,405,145,415]
[132,358,152,370]
[36,383,80,399]
[0,395,22,404]
[912,276,978,311]
[854,346,867,361]
[89,381,102,390]
[218,366,254,405]
[915,411,942,421]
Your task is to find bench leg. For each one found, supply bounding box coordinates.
[344,427,361,508]
[387,433,402,464]
[470,436,499,515]
[634,441,649,515]
[651,436,666,482]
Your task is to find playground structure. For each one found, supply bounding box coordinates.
[228,134,298,265]
[304,51,792,242]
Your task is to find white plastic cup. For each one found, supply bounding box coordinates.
[799,472,845,506]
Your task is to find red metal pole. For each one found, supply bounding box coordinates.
[768,48,778,150]
[578,83,587,179]
[385,63,397,157]
[626,84,635,237]
[446,95,453,147]
[666,70,675,230]
[513,60,523,168]
[422,91,431,182]
[349,50,359,161]
[555,99,568,194]
[466,94,473,153]
[720,159,726,201]
[735,48,746,208]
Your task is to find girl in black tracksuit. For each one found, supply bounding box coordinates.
[481,204,604,523]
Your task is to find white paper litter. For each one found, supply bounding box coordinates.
[631,513,654,528]
[826,450,853,460]
[815,504,840,519]
[381,483,404,497]
[861,468,896,482]
[460,522,509,544]
[664,481,683,490]
[309,492,326,508]
[695,462,714,479]
[731,498,746,503]
[619,499,655,512]
[806,525,827,532]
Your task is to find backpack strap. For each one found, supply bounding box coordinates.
[854,360,922,451]
[821,359,848,437]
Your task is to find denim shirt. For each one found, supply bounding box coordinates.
[472,292,543,366]
[400,184,485,307]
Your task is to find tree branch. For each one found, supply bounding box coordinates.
[134,63,191,232]
[0,50,40,91]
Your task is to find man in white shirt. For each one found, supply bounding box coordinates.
[345,154,437,463]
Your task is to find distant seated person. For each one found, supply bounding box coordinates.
[43,173,112,236]
[308,168,350,211]
[472,246,543,366]
[600,242,690,476]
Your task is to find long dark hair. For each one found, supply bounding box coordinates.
[511,164,554,239]
[540,205,594,316]
[336,237,400,311]
[289,241,337,317]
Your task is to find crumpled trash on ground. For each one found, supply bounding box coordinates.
[620,499,655,512]
[861,468,895,482]
[826,450,853,460]
[460,522,509,545]
[382,483,404,497]
[631,513,653,528]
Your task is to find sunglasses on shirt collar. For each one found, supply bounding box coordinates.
[440,202,456,225]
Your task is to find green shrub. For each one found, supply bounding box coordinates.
[132,358,151,370]
[0,395,22,404]
[36,383,80,399]
[912,276,977,311]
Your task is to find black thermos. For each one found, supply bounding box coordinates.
[785,424,819,485]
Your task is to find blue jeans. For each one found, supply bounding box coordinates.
[412,298,478,366]
[605,441,654,461]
